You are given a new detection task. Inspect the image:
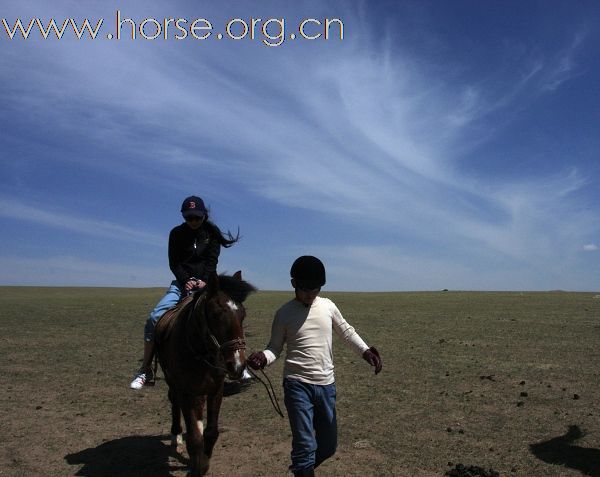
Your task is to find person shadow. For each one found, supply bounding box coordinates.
[65,434,187,476]
[530,425,600,476]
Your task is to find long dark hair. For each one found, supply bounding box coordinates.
[204,218,239,248]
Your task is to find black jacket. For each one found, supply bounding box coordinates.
[168,223,221,288]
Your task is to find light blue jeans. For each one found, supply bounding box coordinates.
[283,378,337,472]
[143,280,182,342]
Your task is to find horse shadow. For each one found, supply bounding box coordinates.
[65,434,187,476]
[530,425,600,477]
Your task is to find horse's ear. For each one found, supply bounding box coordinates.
[205,272,219,296]
[233,270,242,280]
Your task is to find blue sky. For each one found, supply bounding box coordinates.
[1,0,599,291]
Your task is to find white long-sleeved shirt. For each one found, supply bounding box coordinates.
[262,296,369,385]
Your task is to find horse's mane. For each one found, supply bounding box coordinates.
[218,274,257,303]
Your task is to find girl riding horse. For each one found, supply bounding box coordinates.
[130,195,240,389]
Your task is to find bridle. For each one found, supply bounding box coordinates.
[208,334,246,354]
[187,292,246,374]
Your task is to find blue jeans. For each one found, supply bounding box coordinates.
[143,280,182,341]
[283,378,337,472]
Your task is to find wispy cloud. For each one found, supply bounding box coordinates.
[316,243,598,292]
[0,255,169,286]
[541,31,587,92]
[234,37,597,267]
[0,198,163,246]
[583,244,598,252]
[1,2,598,290]
[4,22,595,259]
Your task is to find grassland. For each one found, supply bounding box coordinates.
[1,287,599,476]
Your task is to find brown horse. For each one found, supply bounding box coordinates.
[155,271,256,476]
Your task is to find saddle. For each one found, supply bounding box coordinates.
[154,293,197,344]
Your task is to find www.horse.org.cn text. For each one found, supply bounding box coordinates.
[1,11,345,47]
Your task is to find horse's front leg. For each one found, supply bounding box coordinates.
[182,397,208,476]
[204,382,224,459]
[168,388,183,447]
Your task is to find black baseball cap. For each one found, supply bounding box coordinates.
[181,196,207,218]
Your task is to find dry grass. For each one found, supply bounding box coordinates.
[1,287,599,476]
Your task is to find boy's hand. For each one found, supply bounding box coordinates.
[362,346,382,374]
[247,351,267,370]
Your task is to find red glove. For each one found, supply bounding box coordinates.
[247,351,267,370]
[362,346,382,374]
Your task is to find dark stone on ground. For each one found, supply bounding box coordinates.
[445,463,500,477]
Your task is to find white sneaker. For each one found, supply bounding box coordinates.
[130,370,153,389]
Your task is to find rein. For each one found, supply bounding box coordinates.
[186,293,246,375]
[247,367,284,418]
[180,291,282,418]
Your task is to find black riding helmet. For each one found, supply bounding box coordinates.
[290,256,326,289]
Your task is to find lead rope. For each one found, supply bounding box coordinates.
[247,367,284,418]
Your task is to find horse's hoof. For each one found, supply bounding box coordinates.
[171,433,183,447]
[185,465,208,477]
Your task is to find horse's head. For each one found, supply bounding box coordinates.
[203,271,256,381]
